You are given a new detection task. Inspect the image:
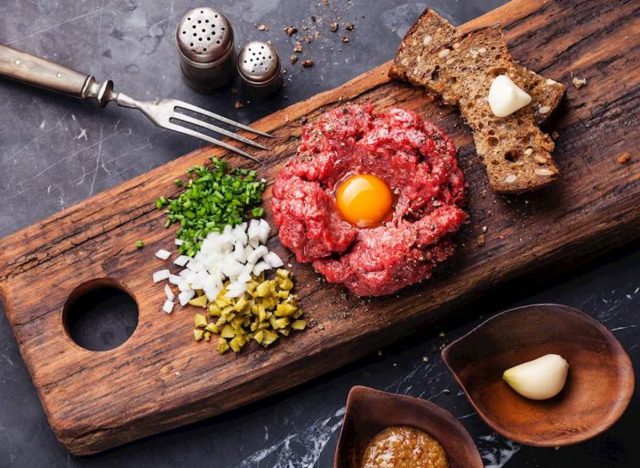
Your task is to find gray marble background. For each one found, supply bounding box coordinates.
[0,1,638,467]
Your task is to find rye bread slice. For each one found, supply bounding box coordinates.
[440,26,558,192]
[389,9,565,125]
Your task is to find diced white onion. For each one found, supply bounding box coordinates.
[155,249,171,260]
[233,241,247,263]
[173,255,190,267]
[175,239,183,246]
[153,269,170,283]
[257,219,270,244]
[247,245,268,264]
[247,219,261,242]
[164,284,175,301]
[162,299,174,314]
[178,290,195,306]
[253,261,270,276]
[264,251,283,268]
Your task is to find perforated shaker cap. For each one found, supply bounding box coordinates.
[176,7,233,64]
[237,41,281,85]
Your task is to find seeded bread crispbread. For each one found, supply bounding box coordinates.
[389,9,566,125]
[439,26,559,192]
[390,10,563,193]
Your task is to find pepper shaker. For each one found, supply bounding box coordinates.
[237,41,283,99]
[176,7,235,93]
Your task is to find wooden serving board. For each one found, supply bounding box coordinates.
[0,0,638,455]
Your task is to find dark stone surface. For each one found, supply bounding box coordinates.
[0,1,637,467]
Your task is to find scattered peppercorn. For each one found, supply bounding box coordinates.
[345,22,355,31]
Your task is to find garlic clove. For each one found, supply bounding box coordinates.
[503,354,569,400]
[488,75,532,117]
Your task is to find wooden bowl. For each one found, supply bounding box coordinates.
[334,386,482,468]
[442,304,635,447]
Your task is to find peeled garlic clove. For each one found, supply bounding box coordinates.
[488,75,532,117]
[503,354,569,400]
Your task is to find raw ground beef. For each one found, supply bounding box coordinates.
[271,104,467,296]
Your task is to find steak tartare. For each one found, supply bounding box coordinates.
[271,104,467,296]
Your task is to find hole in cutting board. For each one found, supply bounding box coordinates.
[63,279,138,351]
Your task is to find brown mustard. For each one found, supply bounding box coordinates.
[361,426,449,468]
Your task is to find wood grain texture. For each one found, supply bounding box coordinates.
[0,0,638,455]
[442,305,635,446]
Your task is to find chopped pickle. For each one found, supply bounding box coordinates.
[189,295,208,308]
[194,313,208,328]
[217,337,230,354]
[191,269,307,353]
[221,324,235,339]
[291,320,307,330]
[229,335,247,353]
[254,281,272,297]
[261,330,279,346]
[205,323,219,334]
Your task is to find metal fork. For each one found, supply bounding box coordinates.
[0,44,271,161]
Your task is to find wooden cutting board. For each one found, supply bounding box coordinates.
[0,0,638,455]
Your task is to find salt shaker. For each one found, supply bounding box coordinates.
[175,7,235,93]
[237,41,283,99]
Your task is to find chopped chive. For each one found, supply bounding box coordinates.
[159,158,266,255]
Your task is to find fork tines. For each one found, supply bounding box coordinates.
[169,99,272,161]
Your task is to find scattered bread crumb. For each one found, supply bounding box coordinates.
[616,152,631,165]
[257,24,268,32]
[477,234,486,246]
[284,26,298,36]
[302,59,314,68]
[234,101,244,109]
[572,77,588,89]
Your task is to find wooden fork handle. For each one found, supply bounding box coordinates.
[0,43,115,106]
[0,43,92,97]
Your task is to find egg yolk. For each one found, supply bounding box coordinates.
[335,173,393,228]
